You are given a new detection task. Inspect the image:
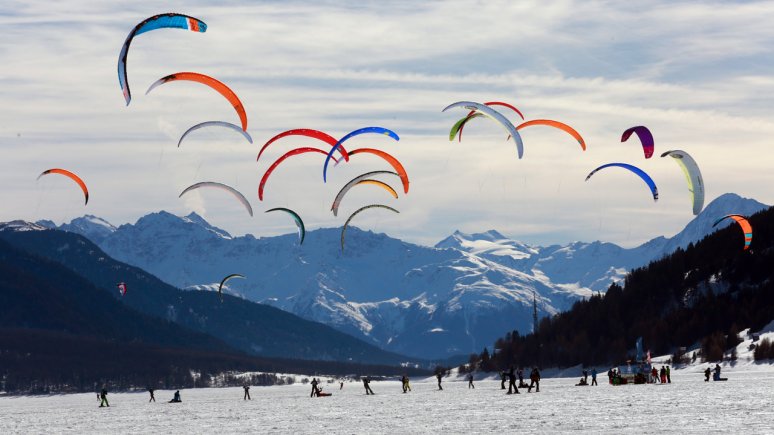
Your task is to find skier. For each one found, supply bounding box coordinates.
[243,385,251,400]
[704,367,711,382]
[500,371,507,389]
[148,387,155,402]
[467,373,475,389]
[362,376,375,395]
[99,387,109,408]
[666,365,671,383]
[507,366,519,394]
[591,368,598,386]
[310,378,319,397]
[528,367,541,392]
[436,372,443,391]
[169,390,182,403]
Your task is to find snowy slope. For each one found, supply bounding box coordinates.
[48,193,768,359]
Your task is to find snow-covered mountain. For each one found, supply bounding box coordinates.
[48,193,768,359]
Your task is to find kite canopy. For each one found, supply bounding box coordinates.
[455,101,525,142]
[258,129,349,162]
[218,273,245,301]
[331,171,401,216]
[516,119,586,151]
[341,204,399,251]
[179,182,253,216]
[713,214,752,251]
[442,101,524,158]
[345,148,410,194]
[621,126,655,159]
[265,208,306,244]
[323,127,399,182]
[585,163,658,202]
[118,13,207,105]
[146,72,247,131]
[117,282,127,297]
[37,168,89,205]
[178,121,253,147]
[661,150,705,215]
[259,147,339,200]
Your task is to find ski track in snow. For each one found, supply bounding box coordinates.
[2,370,774,434]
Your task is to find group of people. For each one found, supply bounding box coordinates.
[704,364,727,381]
[576,368,598,386]
[500,366,541,394]
[606,364,672,385]
[309,378,332,397]
[99,387,181,407]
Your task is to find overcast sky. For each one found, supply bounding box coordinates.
[2,0,773,247]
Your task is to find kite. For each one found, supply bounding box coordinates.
[37,169,89,205]
[622,126,654,159]
[585,163,658,202]
[443,101,523,158]
[265,208,306,244]
[322,127,399,182]
[661,150,705,215]
[179,182,253,216]
[178,121,253,147]
[713,215,752,251]
[341,204,399,251]
[331,171,401,216]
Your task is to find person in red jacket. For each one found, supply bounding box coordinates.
[651,367,659,383]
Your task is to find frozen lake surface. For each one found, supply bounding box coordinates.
[2,369,773,434]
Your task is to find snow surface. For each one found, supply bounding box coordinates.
[3,368,774,434]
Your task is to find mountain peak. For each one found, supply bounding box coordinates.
[0,220,49,232]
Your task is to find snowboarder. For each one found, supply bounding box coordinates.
[243,385,251,400]
[467,373,475,389]
[169,390,181,403]
[99,388,109,408]
[436,372,443,390]
[500,371,507,389]
[528,367,541,392]
[704,367,711,382]
[148,387,155,402]
[310,378,319,397]
[591,368,598,386]
[362,377,374,395]
[507,366,519,394]
[666,365,671,383]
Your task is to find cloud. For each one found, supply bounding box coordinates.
[1,0,773,248]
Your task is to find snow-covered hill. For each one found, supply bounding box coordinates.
[48,193,768,359]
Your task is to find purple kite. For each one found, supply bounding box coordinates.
[621,126,654,159]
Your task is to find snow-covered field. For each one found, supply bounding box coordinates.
[2,367,774,434]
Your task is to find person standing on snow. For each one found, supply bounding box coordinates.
[704,366,711,382]
[99,387,109,408]
[507,366,519,394]
[310,378,319,397]
[666,366,671,383]
[591,368,598,386]
[362,376,375,395]
[500,371,507,389]
[467,373,475,389]
[660,366,667,384]
[436,372,444,390]
[528,367,541,392]
[148,387,155,402]
[243,385,251,400]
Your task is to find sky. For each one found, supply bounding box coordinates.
[1,0,774,247]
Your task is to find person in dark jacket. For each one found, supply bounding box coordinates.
[436,372,443,390]
[591,368,598,386]
[518,368,527,388]
[507,366,519,394]
[99,388,109,407]
[528,367,540,392]
[310,378,319,397]
[362,377,375,395]
[666,366,671,383]
[500,371,507,389]
[243,385,251,400]
[704,366,711,382]
[169,390,181,403]
[467,373,475,389]
[148,387,155,402]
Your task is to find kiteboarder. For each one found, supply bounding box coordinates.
[169,390,182,403]
[467,373,475,389]
[99,387,109,408]
[528,367,541,392]
[243,385,251,400]
[310,378,319,397]
[362,376,374,395]
[507,366,519,394]
[148,387,155,402]
[704,367,711,382]
[436,372,444,390]
[591,368,598,386]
